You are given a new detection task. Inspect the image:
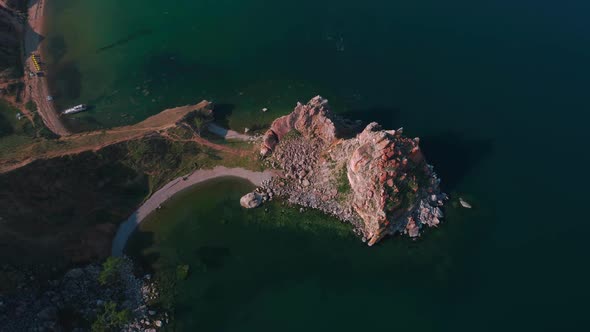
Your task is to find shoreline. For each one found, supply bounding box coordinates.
[111,166,275,256]
[24,0,70,136]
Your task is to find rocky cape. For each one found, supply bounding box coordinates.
[244,96,447,245]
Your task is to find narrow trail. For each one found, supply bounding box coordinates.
[160,131,248,157]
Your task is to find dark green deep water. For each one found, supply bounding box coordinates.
[44,0,590,330]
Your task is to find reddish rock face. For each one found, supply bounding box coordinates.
[261,96,446,246]
[347,123,436,245]
[261,96,338,156]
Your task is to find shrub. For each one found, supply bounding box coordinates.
[25,100,37,112]
[336,165,351,196]
[98,257,122,286]
[282,129,301,142]
[91,301,130,332]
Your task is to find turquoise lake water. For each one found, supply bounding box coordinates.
[44,0,590,330]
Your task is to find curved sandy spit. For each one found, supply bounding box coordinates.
[112,166,274,256]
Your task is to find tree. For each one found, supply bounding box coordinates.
[190,109,213,136]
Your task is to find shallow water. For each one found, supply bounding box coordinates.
[127,177,487,331]
[45,0,590,330]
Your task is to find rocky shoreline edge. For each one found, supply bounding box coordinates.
[241,96,447,245]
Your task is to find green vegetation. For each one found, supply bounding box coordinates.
[123,138,220,192]
[186,108,213,136]
[167,125,195,140]
[98,257,123,286]
[0,99,29,137]
[0,99,58,154]
[91,301,130,332]
[336,164,351,198]
[0,109,13,137]
[176,264,190,280]
[25,100,37,113]
[282,129,301,142]
[407,176,419,192]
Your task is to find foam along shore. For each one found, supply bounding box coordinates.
[111,166,275,256]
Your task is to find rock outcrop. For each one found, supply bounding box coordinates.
[261,96,338,156]
[347,122,445,245]
[255,96,446,246]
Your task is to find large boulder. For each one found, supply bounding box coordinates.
[240,192,262,209]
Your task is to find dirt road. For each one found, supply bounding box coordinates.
[23,0,70,136]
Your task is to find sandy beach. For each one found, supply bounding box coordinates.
[111,166,275,256]
[207,123,251,141]
[24,0,70,136]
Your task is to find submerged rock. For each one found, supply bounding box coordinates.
[459,197,472,209]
